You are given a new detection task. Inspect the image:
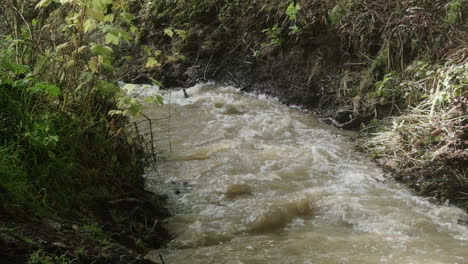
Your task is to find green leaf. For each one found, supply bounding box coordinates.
[142,45,152,56]
[25,118,60,150]
[126,102,143,117]
[94,80,120,96]
[35,0,53,9]
[289,25,300,35]
[77,72,95,91]
[90,44,113,57]
[104,14,115,22]
[65,59,76,68]
[5,63,29,75]
[104,33,120,45]
[28,83,61,97]
[88,57,99,73]
[154,50,162,57]
[13,77,34,89]
[144,95,164,105]
[164,28,174,37]
[109,110,124,116]
[145,57,161,68]
[102,62,115,72]
[286,3,301,20]
[92,0,113,12]
[149,77,163,87]
[100,25,132,43]
[80,72,95,83]
[130,25,139,34]
[117,96,143,117]
[86,8,106,22]
[119,29,132,43]
[120,12,135,24]
[84,19,98,33]
[175,29,188,40]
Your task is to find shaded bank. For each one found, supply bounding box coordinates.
[1,192,170,264]
[0,1,170,263]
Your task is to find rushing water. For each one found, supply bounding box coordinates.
[142,83,468,264]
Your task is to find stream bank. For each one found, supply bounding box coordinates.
[1,187,170,264]
[1,196,170,264]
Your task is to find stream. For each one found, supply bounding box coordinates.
[142,83,468,264]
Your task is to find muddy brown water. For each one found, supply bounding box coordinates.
[141,83,468,264]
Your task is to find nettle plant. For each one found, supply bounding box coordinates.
[286,2,301,35]
[35,0,162,117]
[258,3,302,55]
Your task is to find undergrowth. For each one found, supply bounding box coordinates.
[28,250,76,264]
[0,0,162,217]
[362,61,467,206]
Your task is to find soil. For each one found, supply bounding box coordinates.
[133,36,376,129]
[221,57,371,129]
[0,189,170,264]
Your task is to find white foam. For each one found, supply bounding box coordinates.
[145,83,468,264]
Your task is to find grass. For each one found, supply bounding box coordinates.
[445,0,465,25]
[0,145,32,207]
[28,250,77,264]
[83,223,111,244]
[329,1,354,25]
[362,61,468,206]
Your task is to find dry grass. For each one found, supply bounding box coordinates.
[362,61,467,206]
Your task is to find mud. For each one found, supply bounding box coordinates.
[0,190,170,264]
